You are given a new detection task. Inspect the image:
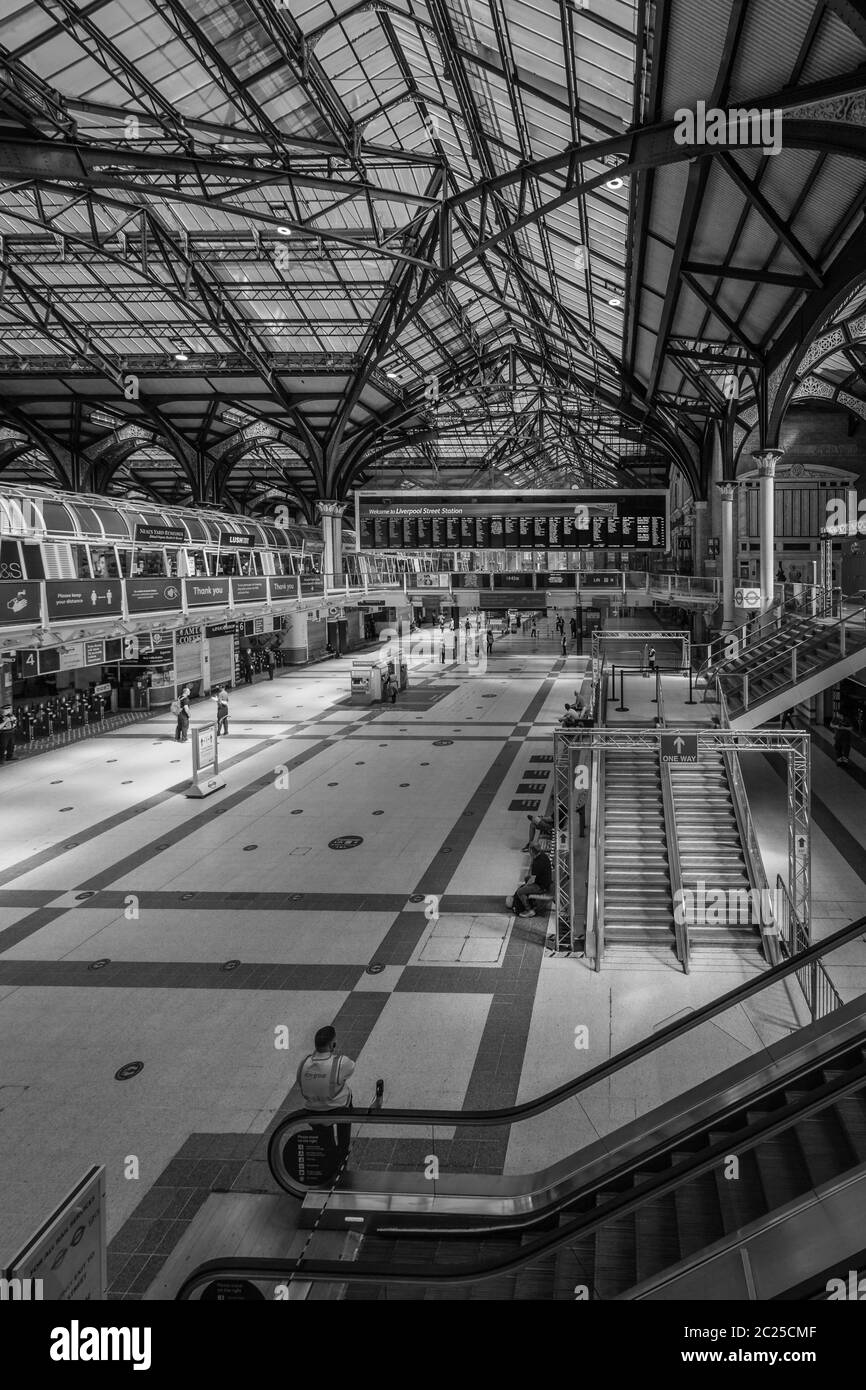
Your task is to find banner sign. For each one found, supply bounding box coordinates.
[134,524,185,545]
[45,580,121,620]
[0,580,42,626]
[218,531,253,548]
[185,577,230,607]
[125,578,183,613]
[299,574,325,596]
[231,577,267,604]
[3,1166,106,1300]
[269,577,297,602]
[355,489,669,552]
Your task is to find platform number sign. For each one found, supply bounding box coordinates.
[660,733,698,764]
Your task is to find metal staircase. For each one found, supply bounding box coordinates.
[667,750,763,952]
[602,748,676,951]
[720,607,866,728]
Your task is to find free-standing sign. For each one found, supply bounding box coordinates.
[45,580,121,620]
[186,723,225,799]
[0,580,42,626]
[660,732,698,764]
[125,578,183,613]
[231,576,267,604]
[3,1165,106,1300]
[185,577,230,608]
[282,1127,339,1186]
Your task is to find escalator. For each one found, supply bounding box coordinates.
[177,917,866,1302]
[602,748,675,953]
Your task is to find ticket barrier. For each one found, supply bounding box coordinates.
[349,660,389,705]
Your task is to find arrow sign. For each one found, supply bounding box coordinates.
[661,732,698,763]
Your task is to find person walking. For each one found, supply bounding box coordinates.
[296,1025,356,1163]
[831,709,853,766]
[266,648,276,681]
[214,686,229,737]
[486,628,494,654]
[174,686,191,742]
[0,705,17,762]
[560,633,568,658]
[570,617,577,640]
[243,653,253,685]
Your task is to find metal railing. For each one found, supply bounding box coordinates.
[698,590,820,684]
[659,755,689,973]
[586,724,605,970]
[723,746,780,966]
[720,604,866,713]
[775,874,843,1022]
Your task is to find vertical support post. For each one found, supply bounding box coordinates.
[553,730,572,952]
[753,449,784,612]
[718,482,736,631]
[317,499,346,590]
[789,733,811,945]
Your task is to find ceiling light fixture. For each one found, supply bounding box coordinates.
[277,226,293,236]
[174,349,189,362]
[605,176,624,190]
[608,294,623,307]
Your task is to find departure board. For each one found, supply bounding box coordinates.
[355,490,669,552]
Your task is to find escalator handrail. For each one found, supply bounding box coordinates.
[269,913,865,1132]
[177,1048,866,1297]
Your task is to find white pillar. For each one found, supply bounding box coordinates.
[718,482,736,631]
[753,450,784,612]
[316,500,346,589]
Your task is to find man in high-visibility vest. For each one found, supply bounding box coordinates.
[296,1026,355,1161]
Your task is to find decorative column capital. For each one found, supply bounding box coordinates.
[752,449,785,479]
[716,482,736,502]
[316,499,347,520]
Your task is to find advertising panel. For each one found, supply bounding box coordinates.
[231,577,268,604]
[0,580,42,626]
[45,580,122,620]
[125,577,183,613]
[185,577,230,607]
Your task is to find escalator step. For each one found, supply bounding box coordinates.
[832,1095,866,1161]
[751,1132,812,1210]
[672,1167,726,1256]
[791,1107,861,1187]
[711,1147,768,1234]
[593,1198,637,1299]
[635,1193,682,1285]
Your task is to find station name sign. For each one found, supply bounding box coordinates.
[134,524,186,545]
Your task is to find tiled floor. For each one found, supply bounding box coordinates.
[1,628,864,1298]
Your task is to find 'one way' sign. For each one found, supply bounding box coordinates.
[660,732,698,764]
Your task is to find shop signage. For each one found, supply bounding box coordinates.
[134,524,186,545]
[136,643,173,665]
[493,573,534,588]
[58,643,84,672]
[3,1166,106,1300]
[84,640,104,666]
[45,580,122,620]
[542,572,577,588]
[231,576,267,604]
[218,531,252,548]
[299,574,325,596]
[269,577,297,602]
[185,577,230,607]
[175,625,202,645]
[205,621,239,637]
[94,682,112,696]
[0,580,42,626]
[125,578,183,614]
[579,573,621,588]
[450,573,490,589]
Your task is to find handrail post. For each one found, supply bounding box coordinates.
[840,619,846,656]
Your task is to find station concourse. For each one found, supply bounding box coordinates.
[1,0,866,1320]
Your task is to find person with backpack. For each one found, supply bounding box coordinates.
[173,686,191,742]
[296,1026,355,1162]
[214,686,229,737]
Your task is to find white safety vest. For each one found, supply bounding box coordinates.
[296,1052,354,1110]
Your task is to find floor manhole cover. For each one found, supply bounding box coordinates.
[328,782,339,787]
[433,739,453,746]
[59,806,74,812]
[243,845,257,851]
[221,960,241,972]
[329,836,364,850]
[115,1062,143,1081]
[50,780,63,785]
[372,810,384,816]
[366,963,385,975]
[88,958,110,970]
[400,783,410,787]
[291,809,303,815]
[75,891,95,900]
[409,893,425,903]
